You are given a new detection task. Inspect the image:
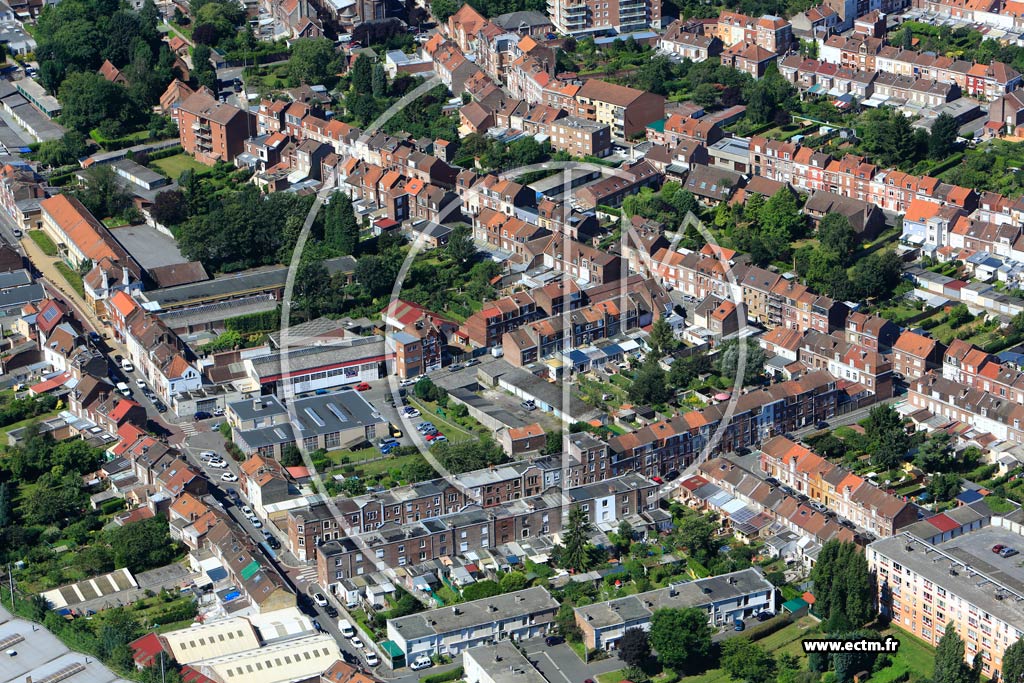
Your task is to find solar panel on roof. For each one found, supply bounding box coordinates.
[42,306,58,321]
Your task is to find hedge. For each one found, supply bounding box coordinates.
[422,666,464,683]
[226,307,281,334]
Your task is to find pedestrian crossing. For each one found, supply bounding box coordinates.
[296,566,318,583]
[179,423,198,437]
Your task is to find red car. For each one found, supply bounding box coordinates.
[425,432,444,441]
[993,544,1005,554]
[354,382,371,391]
[652,476,664,484]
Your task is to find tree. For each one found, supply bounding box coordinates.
[543,430,562,455]
[372,62,387,97]
[691,83,720,108]
[35,131,88,167]
[811,540,877,631]
[935,622,972,683]
[351,55,373,94]
[561,504,594,573]
[75,164,132,219]
[629,358,672,405]
[914,432,954,471]
[1003,636,1024,683]
[433,438,507,473]
[929,112,959,160]
[720,638,777,683]
[58,71,141,134]
[152,189,188,226]
[648,607,713,672]
[107,516,179,572]
[928,473,962,503]
[864,404,909,469]
[323,191,360,256]
[354,254,400,296]
[649,316,676,356]
[499,571,529,593]
[676,513,717,565]
[430,0,461,20]
[445,225,476,265]
[618,627,651,668]
[290,38,336,85]
[818,213,859,265]
[0,482,10,530]
[192,44,217,91]
[281,444,303,467]
[715,339,766,387]
[462,579,501,601]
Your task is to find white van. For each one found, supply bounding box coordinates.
[115,382,132,397]
[338,619,355,638]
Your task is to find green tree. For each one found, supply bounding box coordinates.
[354,254,400,296]
[676,513,717,565]
[351,55,373,94]
[499,571,529,593]
[0,482,10,529]
[192,44,218,91]
[323,191,359,255]
[914,432,954,471]
[818,213,859,265]
[462,579,501,601]
[811,541,877,631]
[74,164,132,219]
[543,430,562,455]
[1002,636,1024,683]
[430,0,461,20]
[720,638,777,683]
[561,504,594,573]
[715,339,766,387]
[935,622,971,683]
[929,112,960,160]
[649,316,677,356]
[107,516,179,572]
[289,38,336,84]
[648,607,713,672]
[35,131,88,167]
[629,357,672,405]
[618,627,651,668]
[928,473,962,503]
[433,437,507,473]
[445,225,476,265]
[372,62,387,97]
[58,71,141,134]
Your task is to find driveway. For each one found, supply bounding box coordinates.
[522,636,625,683]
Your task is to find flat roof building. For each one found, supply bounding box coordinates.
[387,586,559,659]
[463,641,547,683]
[868,519,1024,679]
[574,567,775,650]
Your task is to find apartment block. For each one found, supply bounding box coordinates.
[547,116,612,157]
[548,0,662,35]
[575,568,774,650]
[574,79,665,139]
[178,91,255,165]
[868,521,1024,679]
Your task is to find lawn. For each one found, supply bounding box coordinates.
[875,625,936,683]
[29,230,58,256]
[4,409,62,436]
[152,153,212,180]
[54,261,86,298]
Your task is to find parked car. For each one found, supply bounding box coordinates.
[993,544,1005,553]
[448,363,464,372]
[313,593,328,607]
[400,377,418,387]
[194,411,212,420]
[416,422,435,433]
[154,401,167,413]
[520,400,537,411]
[403,407,421,418]
[200,451,217,460]
[757,611,775,621]
[545,635,563,646]
[465,358,480,367]
[135,379,147,389]
[207,459,228,469]
[379,442,397,455]
[324,604,337,618]
[242,506,255,518]
[1000,547,1019,558]
[350,637,364,650]
[815,421,830,429]
[425,432,444,441]
[220,472,238,482]
[665,470,680,481]
[410,656,432,671]
[652,476,663,484]
[365,652,380,667]
[390,423,403,438]
[428,435,447,443]
[734,620,745,631]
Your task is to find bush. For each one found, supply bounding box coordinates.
[100,498,126,515]
[422,666,464,683]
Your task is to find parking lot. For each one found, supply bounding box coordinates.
[939,527,1024,592]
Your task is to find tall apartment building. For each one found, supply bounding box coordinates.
[178,91,255,166]
[868,520,1024,680]
[574,79,666,139]
[548,0,662,35]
